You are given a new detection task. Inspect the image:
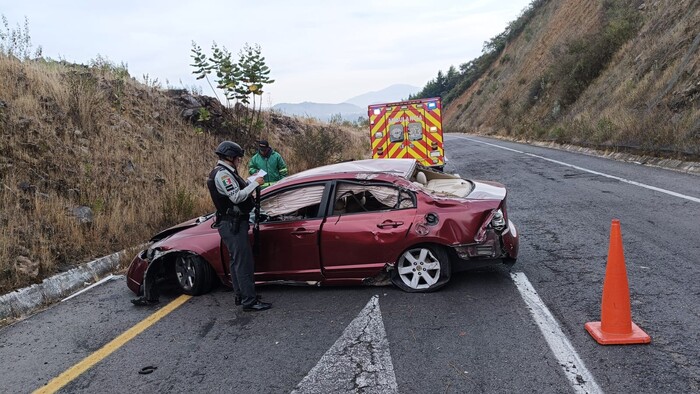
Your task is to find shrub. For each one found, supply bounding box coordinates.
[527,75,549,107]
[548,126,568,142]
[593,117,617,143]
[500,98,511,114]
[329,113,343,125]
[0,14,42,59]
[89,54,129,79]
[290,126,344,168]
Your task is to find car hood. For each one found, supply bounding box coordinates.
[150,213,215,242]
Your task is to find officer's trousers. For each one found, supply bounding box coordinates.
[217,219,258,306]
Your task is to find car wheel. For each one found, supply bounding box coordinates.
[391,244,451,292]
[174,254,214,296]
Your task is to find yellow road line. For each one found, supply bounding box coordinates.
[33,294,192,394]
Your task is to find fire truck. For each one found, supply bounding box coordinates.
[368,97,444,169]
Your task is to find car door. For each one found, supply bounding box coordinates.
[250,182,329,281]
[320,181,417,278]
[385,103,428,162]
[385,104,408,159]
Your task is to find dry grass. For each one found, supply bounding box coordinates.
[0,56,368,293]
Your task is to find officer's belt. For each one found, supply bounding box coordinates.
[219,213,250,221]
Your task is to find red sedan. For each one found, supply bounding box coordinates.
[127,158,518,295]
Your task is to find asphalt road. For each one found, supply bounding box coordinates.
[1,134,699,394]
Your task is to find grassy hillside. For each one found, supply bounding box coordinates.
[422,0,699,158]
[0,56,368,293]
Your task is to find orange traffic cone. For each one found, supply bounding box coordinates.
[585,219,651,345]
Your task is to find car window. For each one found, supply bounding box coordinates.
[261,184,325,222]
[332,182,415,216]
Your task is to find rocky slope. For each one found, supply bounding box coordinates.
[442,0,699,158]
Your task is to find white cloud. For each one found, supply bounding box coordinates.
[2,0,531,104]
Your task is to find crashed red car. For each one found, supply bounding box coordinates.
[127,158,518,295]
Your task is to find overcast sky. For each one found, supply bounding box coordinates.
[2,1,531,105]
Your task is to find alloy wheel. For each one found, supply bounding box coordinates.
[174,255,196,292]
[396,247,441,290]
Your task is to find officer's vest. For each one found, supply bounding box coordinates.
[207,165,255,214]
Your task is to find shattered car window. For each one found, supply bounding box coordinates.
[261,185,325,221]
[332,182,415,215]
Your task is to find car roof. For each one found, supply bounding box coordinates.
[277,158,417,186]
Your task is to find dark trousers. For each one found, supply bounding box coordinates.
[217,219,258,307]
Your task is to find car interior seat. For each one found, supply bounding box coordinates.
[415,171,428,186]
[334,198,347,214]
[344,193,367,213]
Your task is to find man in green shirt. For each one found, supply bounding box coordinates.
[248,140,288,188]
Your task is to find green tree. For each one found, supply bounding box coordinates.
[190,41,221,103]
[236,43,275,132]
[190,41,274,135]
[210,43,241,104]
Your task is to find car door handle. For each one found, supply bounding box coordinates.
[291,228,316,235]
[377,220,404,229]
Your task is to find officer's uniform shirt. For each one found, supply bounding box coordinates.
[213,160,258,204]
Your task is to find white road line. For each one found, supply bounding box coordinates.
[60,275,120,302]
[450,135,700,204]
[511,272,603,394]
[292,295,398,394]
[454,136,525,154]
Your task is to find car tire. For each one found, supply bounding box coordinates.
[391,244,451,293]
[174,254,214,296]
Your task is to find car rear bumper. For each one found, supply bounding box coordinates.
[450,220,519,271]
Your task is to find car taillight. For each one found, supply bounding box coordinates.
[474,208,506,242]
[491,209,506,231]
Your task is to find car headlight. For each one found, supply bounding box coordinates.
[145,247,157,261]
[145,245,170,261]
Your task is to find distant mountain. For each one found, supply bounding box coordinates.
[272,102,364,122]
[342,84,420,108]
[272,84,420,122]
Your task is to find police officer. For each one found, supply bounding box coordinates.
[208,141,271,312]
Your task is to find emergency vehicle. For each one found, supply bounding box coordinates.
[368,97,444,169]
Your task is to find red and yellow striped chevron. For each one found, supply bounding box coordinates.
[368,97,444,166]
